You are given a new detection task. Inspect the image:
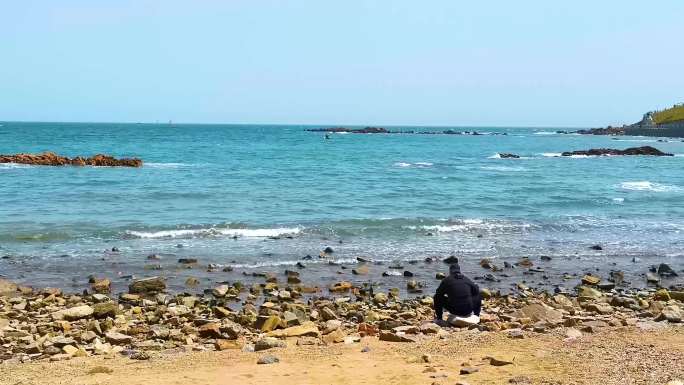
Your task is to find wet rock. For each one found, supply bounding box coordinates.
[129,277,166,294]
[352,265,369,275]
[436,272,446,279]
[178,258,198,264]
[0,152,143,167]
[323,247,334,254]
[91,278,111,294]
[562,146,673,157]
[657,263,678,277]
[581,275,601,285]
[646,272,660,284]
[589,245,603,251]
[329,281,352,292]
[185,277,200,287]
[498,153,520,159]
[403,270,414,277]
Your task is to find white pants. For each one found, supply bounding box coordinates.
[446,313,480,327]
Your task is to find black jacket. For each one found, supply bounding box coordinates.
[434,267,481,318]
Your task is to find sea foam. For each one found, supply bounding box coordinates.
[127,226,302,239]
[619,181,679,192]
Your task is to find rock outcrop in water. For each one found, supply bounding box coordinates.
[561,146,673,157]
[0,152,143,167]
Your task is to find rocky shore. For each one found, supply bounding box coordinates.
[1,255,682,367]
[306,127,508,135]
[0,152,143,167]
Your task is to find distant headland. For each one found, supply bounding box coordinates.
[576,103,684,137]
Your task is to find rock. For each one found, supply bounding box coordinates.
[498,153,520,159]
[178,258,198,264]
[53,305,94,321]
[266,321,320,338]
[329,281,352,292]
[511,304,562,324]
[379,331,415,342]
[488,357,513,366]
[585,302,614,314]
[105,331,132,345]
[92,302,119,318]
[323,246,334,254]
[436,272,446,279]
[565,328,583,339]
[129,351,150,360]
[87,366,114,375]
[654,289,671,301]
[255,337,286,351]
[352,265,369,275]
[129,277,166,294]
[657,263,678,277]
[215,339,240,350]
[198,322,222,338]
[581,275,601,285]
[646,272,660,284]
[655,305,682,323]
[581,320,609,333]
[589,245,603,251]
[323,320,342,334]
[420,322,441,334]
[255,315,281,332]
[509,376,532,384]
[91,278,111,294]
[578,286,603,300]
[322,328,346,344]
[257,355,279,365]
[561,147,673,157]
[460,367,479,374]
[212,284,230,297]
[185,277,200,287]
[507,329,524,339]
[373,293,388,304]
[0,152,143,167]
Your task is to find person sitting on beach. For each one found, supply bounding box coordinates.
[433,262,482,327]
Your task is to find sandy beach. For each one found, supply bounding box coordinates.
[2,324,683,385]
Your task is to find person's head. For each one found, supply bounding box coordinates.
[449,262,461,276]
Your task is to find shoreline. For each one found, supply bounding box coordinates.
[1,255,682,372]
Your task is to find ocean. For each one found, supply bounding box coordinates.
[1,122,683,293]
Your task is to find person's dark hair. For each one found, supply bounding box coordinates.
[449,263,461,276]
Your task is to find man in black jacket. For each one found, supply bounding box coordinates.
[434,262,482,326]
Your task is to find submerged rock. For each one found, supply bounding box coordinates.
[561,146,673,157]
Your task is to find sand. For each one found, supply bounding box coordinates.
[2,325,682,385]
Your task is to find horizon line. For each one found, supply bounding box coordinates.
[0,119,594,130]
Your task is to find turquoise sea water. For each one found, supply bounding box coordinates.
[1,122,683,291]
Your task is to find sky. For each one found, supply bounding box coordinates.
[1,1,683,127]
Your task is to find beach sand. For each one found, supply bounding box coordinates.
[2,325,683,385]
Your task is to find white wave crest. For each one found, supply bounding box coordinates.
[394,162,433,168]
[0,162,38,169]
[533,131,556,135]
[487,153,501,159]
[541,153,562,157]
[408,219,532,233]
[619,181,679,192]
[127,227,302,239]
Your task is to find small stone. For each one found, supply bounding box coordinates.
[215,339,240,350]
[581,275,601,285]
[185,277,200,287]
[53,305,94,321]
[460,367,479,374]
[93,302,119,318]
[130,351,150,360]
[105,331,133,345]
[255,337,286,351]
[178,258,198,264]
[257,355,279,365]
[129,277,166,294]
[488,356,513,366]
[379,331,414,342]
[509,376,532,384]
[436,272,446,279]
[87,366,113,375]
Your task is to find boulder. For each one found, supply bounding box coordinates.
[379,331,415,342]
[255,337,286,351]
[128,277,166,294]
[561,146,673,157]
[266,321,320,338]
[105,331,133,345]
[511,304,562,324]
[52,305,94,321]
[92,302,119,319]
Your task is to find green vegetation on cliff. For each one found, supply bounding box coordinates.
[653,104,684,125]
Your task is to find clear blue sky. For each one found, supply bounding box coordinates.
[2,1,683,127]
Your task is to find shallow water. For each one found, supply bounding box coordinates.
[1,122,683,293]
